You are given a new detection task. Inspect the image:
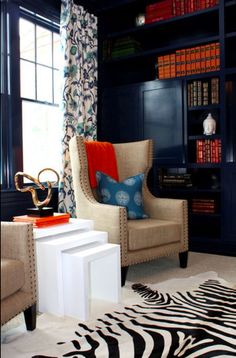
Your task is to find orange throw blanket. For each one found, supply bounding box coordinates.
[85,141,119,188]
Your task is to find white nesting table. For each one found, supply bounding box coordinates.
[34,218,121,320]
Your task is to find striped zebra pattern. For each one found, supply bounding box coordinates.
[34,279,236,358]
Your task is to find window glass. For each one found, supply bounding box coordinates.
[22,101,62,181]
[53,69,60,104]
[53,33,61,69]
[36,26,52,66]
[37,64,52,102]
[20,60,36,99]
[20,18,35,61]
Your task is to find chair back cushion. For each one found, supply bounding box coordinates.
[113,140,152,181]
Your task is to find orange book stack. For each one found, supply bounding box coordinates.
[13,212,71,228]
[157,42,220,79]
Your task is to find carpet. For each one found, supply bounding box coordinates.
[1,272,236,358]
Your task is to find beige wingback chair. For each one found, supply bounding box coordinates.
[69,136,188,285]
[1,222,37,330]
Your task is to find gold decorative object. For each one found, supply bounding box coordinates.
[14,168,59,216]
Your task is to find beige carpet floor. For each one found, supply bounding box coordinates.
[1,251,236,357]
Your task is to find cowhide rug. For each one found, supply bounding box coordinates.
[1,272,236,358]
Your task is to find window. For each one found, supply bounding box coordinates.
[20,12,62,182]
[0,2,61,189]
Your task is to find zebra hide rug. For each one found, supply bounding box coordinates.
[2,276,236,358]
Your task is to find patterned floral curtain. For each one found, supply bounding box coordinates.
[58,0,97,216]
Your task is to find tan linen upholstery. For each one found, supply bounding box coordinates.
[69,136,188,272]
[1,222,37,330]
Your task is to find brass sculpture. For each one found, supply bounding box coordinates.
[14,168,59,210]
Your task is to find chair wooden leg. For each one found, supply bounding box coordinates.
[121,266,129,287]
[24,303,36,331]
[179,251,188,268]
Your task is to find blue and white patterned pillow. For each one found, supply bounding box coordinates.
[96,171,148,220]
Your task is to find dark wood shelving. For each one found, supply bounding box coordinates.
[98,0,236,255]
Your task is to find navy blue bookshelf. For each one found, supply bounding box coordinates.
[97,0,236,255]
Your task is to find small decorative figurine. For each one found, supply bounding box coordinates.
[135,13,145,26]
[14,168,59,216]
[203,113,216,135]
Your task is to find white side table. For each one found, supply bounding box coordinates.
[62,243,121,321]
[34,219,107,316]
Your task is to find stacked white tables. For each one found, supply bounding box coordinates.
[34,218,121,320]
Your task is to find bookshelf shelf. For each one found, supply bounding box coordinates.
[188,134,221,140]
[188,104,220,111]
[104,36,220,65]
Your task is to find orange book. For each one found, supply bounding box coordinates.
[158,56,164,79]
[195,46,201,73]
[215,42,220,70]
[170,53,176,78]
[190,46,196,74]
[186,48,191,75]
[205,43,211,72]
[180,48,186,76]
[176,49,182,76]
[200,45,206,72]
[163,54,171,78]
[13,212,71,228]
[210,43,216,71]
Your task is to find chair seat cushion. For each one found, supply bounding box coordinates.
[127,218,181,251]
[1,258,25,300]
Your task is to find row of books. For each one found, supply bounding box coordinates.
[157,42,220,79]
[160,173,192,188]
[191,198,216,213]
[196,138,221,163]
[103,36,141,59]
[187,77,219,107]
[145,0,218,24]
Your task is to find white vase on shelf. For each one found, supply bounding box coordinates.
[203,113,216,135]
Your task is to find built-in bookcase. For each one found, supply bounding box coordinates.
[97,0,236,255]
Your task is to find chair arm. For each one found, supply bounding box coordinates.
[79,201,128,246]
[1,222,37,298]
[144,194,188,224]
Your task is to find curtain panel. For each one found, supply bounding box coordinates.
[58,0,97,216]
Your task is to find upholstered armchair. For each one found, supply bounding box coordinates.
[69,136,188,285]
[1,222,37,330]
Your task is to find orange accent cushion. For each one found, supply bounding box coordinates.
[85,141,119,188]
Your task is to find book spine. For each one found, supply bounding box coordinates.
[158,56,164,79]
[176,49,182,76]
[205,43,211,72]
[170,53,176,77]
